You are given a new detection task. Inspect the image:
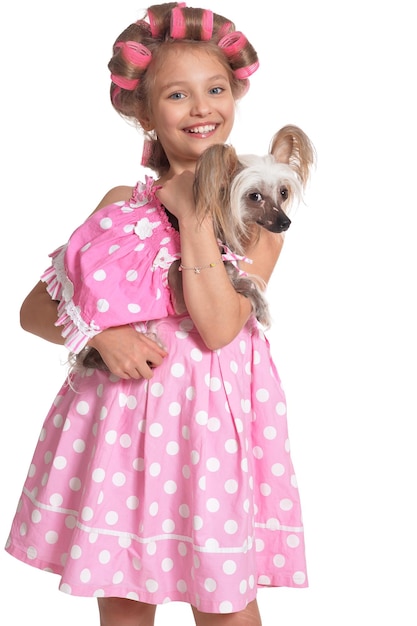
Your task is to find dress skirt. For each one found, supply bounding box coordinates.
[5,314,307,614]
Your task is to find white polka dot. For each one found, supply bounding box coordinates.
[147,542,157,555]
[162,558,174,572]
[271,463,285,476]
[219,601,233,613]
[206,498,220,512]
[150,382,164,397]
[119,434,132,448]
[69,478,81,491]
[113,571,124,584]
[280,498,293,511]
[100,217,113,229]
[53,456,67,470]
[266,518,281,530]
[171,363,185,377]
[273,554,286,568]
[93,269,106,281]
[133,458,144,471]
[27,546,37,560]
[293,571,306,585]
[224,479,238,494]
[149,502,158,516]
[71,545,82,559]
[112,472,126,486]
[179,504,190,518]
[178,542,187,556]
[253,446,264,459]
[177,580,187,593]
[204,578,217,592]
[225,439,238,453]
[256,388,270,402]
[258,575,271,585]
[149,462,161,477]
[97,299,109,313]
[105,430,117,444]
[206,457,220,472]
[263,426,277,440]
[190,348,203,362]
[126,269,138,281]
[76,401,90,415]
[109,244,120,254]
[207,417,221,432]
[193,516,203,530]
[287,534,300,548]
[105,511,118,525]
[53,414,64,428]
[191,450,200,465]
[239,579,248,593]
[80,568,91,583]
[126,496,139,510]
[164,480,177,494]
[185,386,196,400]
[255,539,265,552]
[45,531,58,544]
[260,483,272,496]
[208,377,221,391]
[169,402,181,416]
[224,520,238,534]
[149,423,163,437]
[241,399,251,413]
[276,401,287,415]
[195,411,208,426]
[146,579,159,593]
[162,519,175,533]
[223,560,237,574]
[81,507,94,521]
[99,550,111,564]
[50,493,63,506]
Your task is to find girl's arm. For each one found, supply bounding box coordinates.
[19,186,168,380]
[157,172,284,350]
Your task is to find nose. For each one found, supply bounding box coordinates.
[190,94,211,117]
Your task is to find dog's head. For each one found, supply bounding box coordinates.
[193,125,315,254]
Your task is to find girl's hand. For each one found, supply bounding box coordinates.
[87,325,168,380]
[156,171,197,223]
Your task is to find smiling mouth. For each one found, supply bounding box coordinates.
[184,124,217,134]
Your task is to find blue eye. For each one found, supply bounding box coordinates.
[210,86,224,95]
[169,92,185,100]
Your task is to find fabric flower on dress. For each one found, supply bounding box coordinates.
[152,246,179,271]
[134,216,161,239]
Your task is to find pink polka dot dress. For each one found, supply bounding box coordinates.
[5,178,308,613]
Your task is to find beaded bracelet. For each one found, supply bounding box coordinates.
[179,260,221,274]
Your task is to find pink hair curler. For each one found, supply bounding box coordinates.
[218,31,247,57]
[115,41,152,69]
[233,61,260,79]
[110,74,139,90]
[201,9,214,40]
[170,6,186,39]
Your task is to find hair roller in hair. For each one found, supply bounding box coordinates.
[170,6,186,39]
[110,74,139,90]
[115,41,152,69]
[233,61,260,79]
[201,9,214,40]
[218,31,248,57]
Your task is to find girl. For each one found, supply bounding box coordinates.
[5,3,309,625]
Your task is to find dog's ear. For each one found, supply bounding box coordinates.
[193,143,240,219]
[270,125,315,187]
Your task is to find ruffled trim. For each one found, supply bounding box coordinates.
[41,245,102,354]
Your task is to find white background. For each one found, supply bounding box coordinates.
[1,1,416,624]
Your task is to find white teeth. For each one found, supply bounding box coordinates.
[187,125,215,134]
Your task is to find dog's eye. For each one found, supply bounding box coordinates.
[280,186,289,200]
[248,192,263,203]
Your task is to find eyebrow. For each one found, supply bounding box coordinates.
[159,74,229,92]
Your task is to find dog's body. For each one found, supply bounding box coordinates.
[79,125,315,371]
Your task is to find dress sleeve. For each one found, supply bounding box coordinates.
[41,194,181,354]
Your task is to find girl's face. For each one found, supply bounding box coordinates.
[144,44,236,175]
